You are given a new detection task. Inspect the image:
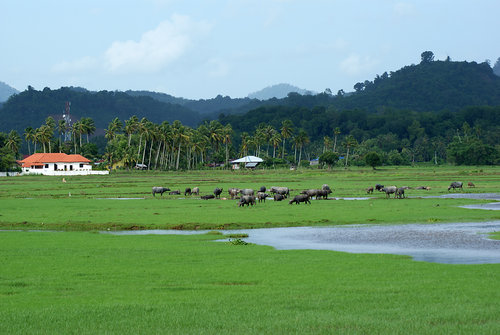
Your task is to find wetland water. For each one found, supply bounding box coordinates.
[105,222,500,265]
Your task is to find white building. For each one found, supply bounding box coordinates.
[18,153,108,176]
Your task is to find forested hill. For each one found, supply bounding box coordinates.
[1,57,500,135]
[0,87,202,134]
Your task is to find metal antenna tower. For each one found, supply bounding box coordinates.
[62,101,72,141]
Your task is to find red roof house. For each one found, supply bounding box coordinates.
[18,153,106,175]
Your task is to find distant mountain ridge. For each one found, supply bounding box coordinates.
[0,81,19,102]
[248,83,314,100]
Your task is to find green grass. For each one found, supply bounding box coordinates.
[1,231,499,334]
[1,166,499,333]
[1,165,499,231]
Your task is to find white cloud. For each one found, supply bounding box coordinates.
[339,54,378,76]
[104,14,211,73]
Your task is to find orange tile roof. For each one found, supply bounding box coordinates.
[19,153,91,168]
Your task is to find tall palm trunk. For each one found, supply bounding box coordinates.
[148,140,154,170]
[142,139,147,165]
[176,143,181,170]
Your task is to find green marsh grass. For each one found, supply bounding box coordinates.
[1,231,499,334]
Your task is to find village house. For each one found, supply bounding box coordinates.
[18,153,109,176]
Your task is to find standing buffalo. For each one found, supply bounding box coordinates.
[184,187,192,196]
[366,187,374,194]
[192,187,200,195]
[448,182,463,191]
[214,187,223,198]
[375,184,384,191]
[381,186,397,198]
[228,188,240,199]
[273,194,285,201]
[152,187,170,197]
[467,182,475,188]
[395,187,405,199]
[259,186,266,193]
[316,189,330,200]
[238,195,256,207]
[289,194,311,205]
[322,184,332,194]
[239,189,255,196]
[257,192,269,203]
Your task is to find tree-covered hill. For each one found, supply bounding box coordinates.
[0,86,202,134]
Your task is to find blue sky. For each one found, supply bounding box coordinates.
[1,0,499,99]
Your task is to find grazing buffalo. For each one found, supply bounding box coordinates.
[366,187,374,194]
[257,192,269,203]
[273,194,285,201]
[301,189,319,199]
[239,188,255,196]
[259,186,266,193]
[381,186,397,198]
[228,188,240,199]
[270,186,290,198]
[448,182,463,191]
[375,184,384,191]
[468,182,475,188]
[395,187,406,199]
[415,186,431,190]
[152,187,170,197]
[238,195,256,207]
[214,187,223,198]
[289,194,311,205]
[169,190,180,195]
[201,194,215,200]
[192,187,200,195]
[184,187,192,196]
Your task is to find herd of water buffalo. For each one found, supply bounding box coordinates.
[151,181,471,206]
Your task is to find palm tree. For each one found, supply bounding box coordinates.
[333,127,341,152]
[81,117,96,143]
[222,124,233,167]
[24,127,35,155]
[136,117,149,161]
[208,120,223,159]
[6,130,21,158]
[270,132,282,158]
[280,119,294,158]
[296,129,309,165]
[323,136,332,153]
[343,135,358,167]
[240,132,249,157]
[125,115,139,147]
[71,121,80,153]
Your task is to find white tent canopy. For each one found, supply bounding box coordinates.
[230,156,264,164]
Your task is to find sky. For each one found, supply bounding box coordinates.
[1,0,499,99]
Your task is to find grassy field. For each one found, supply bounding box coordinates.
[1,166,499,333]
[1,231,499,334]
[0,165,499,230]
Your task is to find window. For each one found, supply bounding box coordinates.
[45,164,49,168]
[80,163,84,168]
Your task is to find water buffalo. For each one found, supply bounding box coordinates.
[316,189,330,200]
[448,182,463,191]
[214,187,223,198]
[395,187,405,199]
[273,194,285,201]
[257,192,269,203]
[322,184,332,194]
[289,194,311,205]
[238,195,256,207]
[152,187,170,197]
[366,187,374,194]
[468,182,475,188]
[239,188,255,196]
[270,186,290,198]
[169,190,180,195]
[415,186,431,190]
[201,194,215,200]
[301,189,319,199]
[184,187,192,196]
[259,186,266,193]
[381,186,397,198]
[375,184,384,191]
[192,187,200,195]
[228,188,240,199]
